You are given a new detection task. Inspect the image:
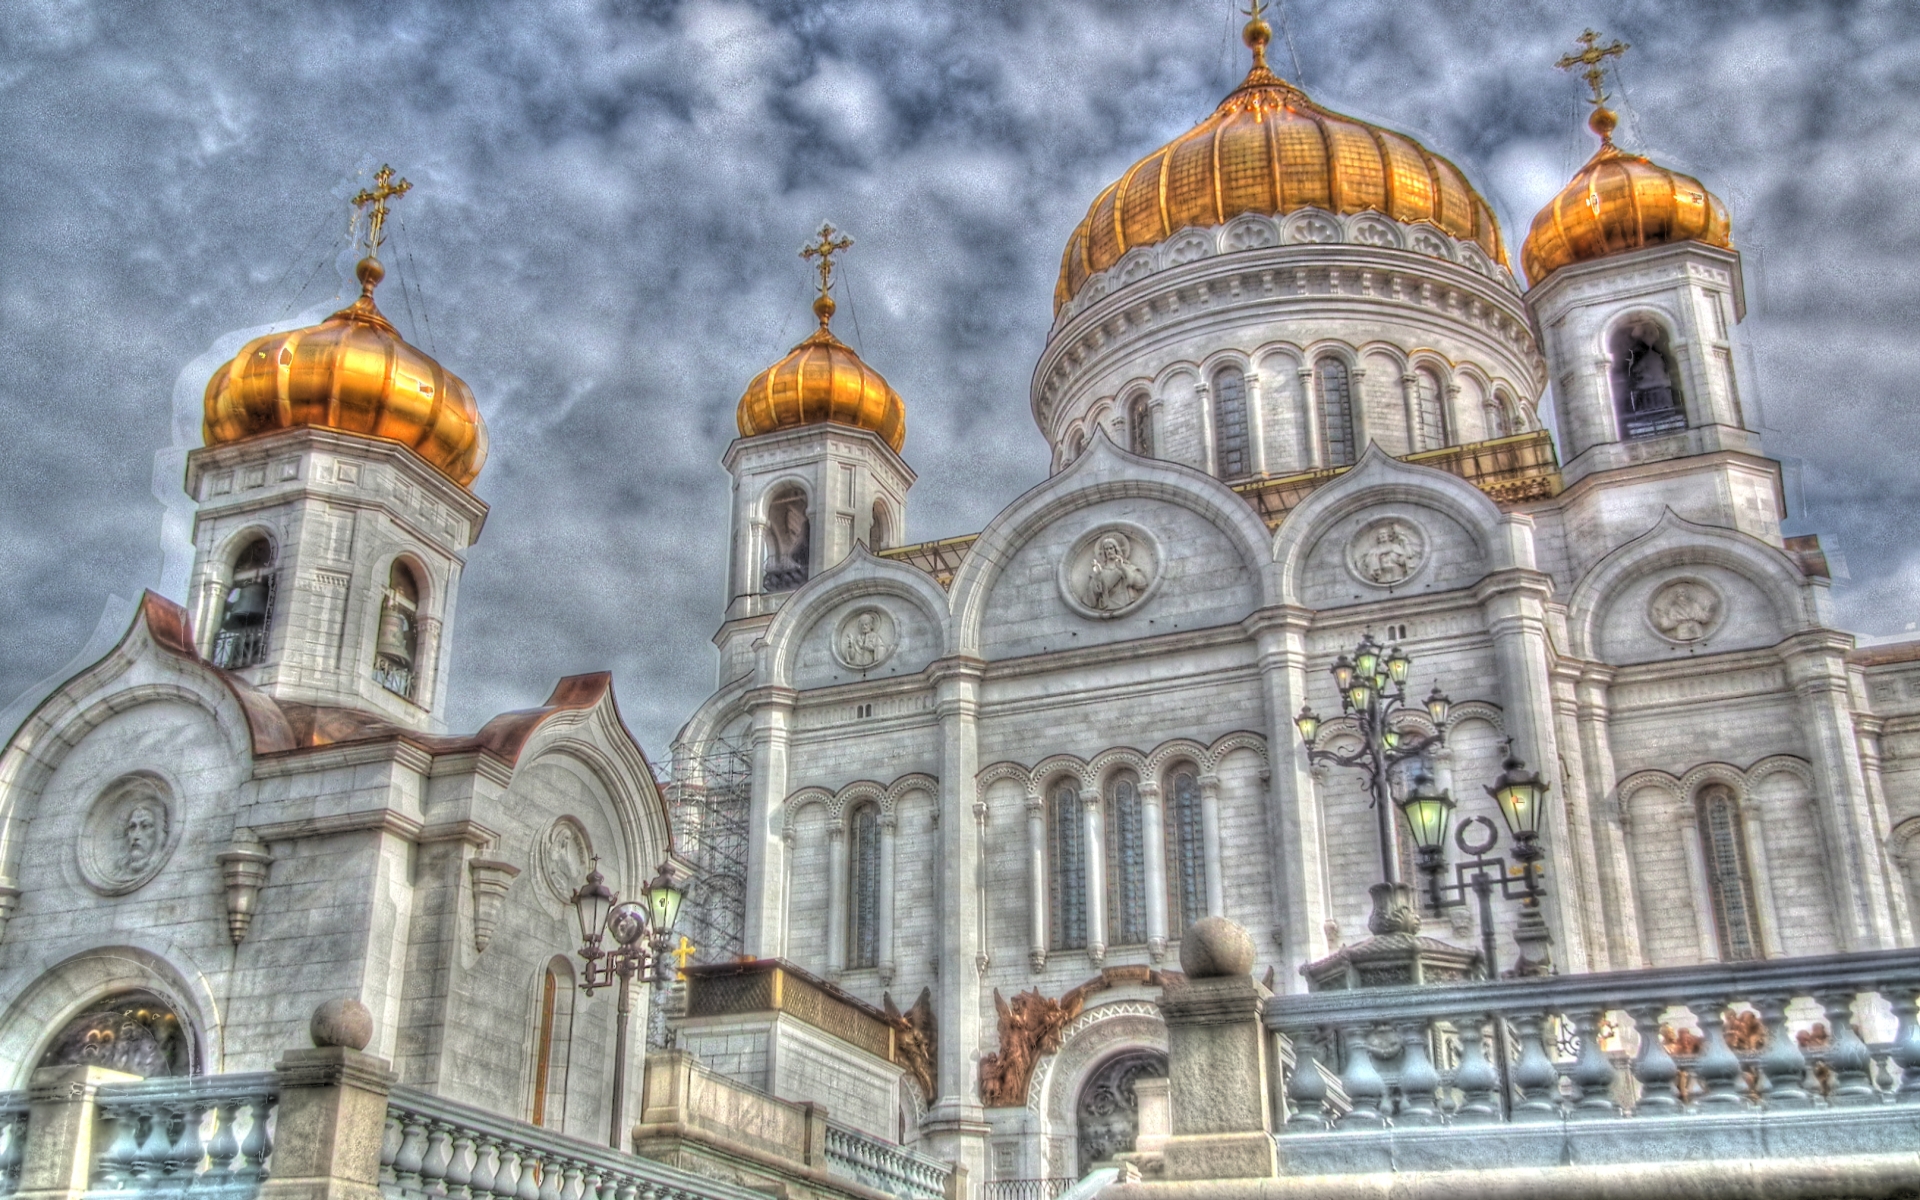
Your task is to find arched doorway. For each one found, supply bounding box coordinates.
[1075,1050,1166,1175]
[35,990,195,1078]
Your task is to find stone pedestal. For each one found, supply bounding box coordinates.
[14,1065,139,1200]
[1158,917,1277,1181]
[260,1046,397,1200]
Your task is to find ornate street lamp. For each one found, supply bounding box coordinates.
[571,859,684,1150]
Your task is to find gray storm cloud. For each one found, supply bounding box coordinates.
[1,0,1917,752]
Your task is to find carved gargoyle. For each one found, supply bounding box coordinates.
[977,985,1085,1107]
[884,986,937,1103]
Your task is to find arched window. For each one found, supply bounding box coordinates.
[1410,368,1447,451]
[1698,786,1762,962]
[212,536,275,669]
[1316,358,1356,467]
[849,802,882,969]
[532,958,575,1129]
[1166,768,1207,933]
[870,499,892,552]
[763,486,811,592]
[1610,319,1687,440]
[1049,780,1087,950]
[37,990,195,1078]
[1104,773,1148,945]
[1070,428,1088,461]
[1211,367,1251,479]
[373,561,421,701]
[1128,393,1153,457]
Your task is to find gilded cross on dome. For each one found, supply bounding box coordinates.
[352,165,413,259]
[800,222,854,328]
[1556,29,1629,109]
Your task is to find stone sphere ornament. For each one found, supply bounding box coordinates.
[1179,915,1256,978]
[310,997,374,1051]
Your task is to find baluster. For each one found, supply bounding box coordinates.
[239,1094,274,1180]
[579,1167,606,1200]
[1282,1031,1328,1131]
[516,1146,544,1200]
[468,1137,503,1200]
[382,1114,406,1185]
[1507,1012,1560,1122]
[1751,994,1811,1110]
[420,1121,456,1198]
[614,1176,640,1200]
[95,1101,143,1189]
[1692,1003,1746,1110]
[133,1098,172,1182]
[166,1098,206,1183]
[1566,1008,1619,1119]
[203,1100,241,1182]
[563,1161,586,1200]
[1893,989,1920,1102]
[500,1148,530,1200]
[1395,1020,1441,1127]
[1625,1004,1681,1115]
[1449,1017,1500,1124]
[444,1129,478,1200]
[1818,989,1877,1106]
[538,1154,566,1200]
[1335,1025,1385,1127]
[395,1113,431,1192]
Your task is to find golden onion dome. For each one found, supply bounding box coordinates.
[737,291,906,453]
[203,257,488,488]
[1521,105,1732,287]
[1055,12,1507,313]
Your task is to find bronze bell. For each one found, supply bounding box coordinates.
[224,579,270,624]
[375,605,414,665]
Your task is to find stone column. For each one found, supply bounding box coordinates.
[743,686,796,958]
[1676,808,1722,962]
[1576,665,1641,970]
[1298,369,1321,469]
[1855,716,1914,942]
[1026,795,1048,972]
[1194,380,1216,475]
[1245,373,1269,476]
[1140,780,1169,959]
[1349,366,1369,452]
[826,820,849,976]
[1247,607,1328,980]
[15,1065,139,1200]
[1158,918,1277,1181]
[263,1000,397,1200]
[878,811,898,986]
[1084,790,1108,965]
[1740,796,1785,959]
[744,516,767,598]
[925,659,989,1194]
[1198,774,1225,918]
[1549,660,1603,974]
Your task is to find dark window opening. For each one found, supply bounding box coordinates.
[763,487,812,592]
[212,537,275,669]
[373,561,421,701]
[1611,321,1688,440]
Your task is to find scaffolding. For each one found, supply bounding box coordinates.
[668,736,751,964]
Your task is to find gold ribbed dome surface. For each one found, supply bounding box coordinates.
[1522,107,1732,286]
[204,257,488,488]
[737,294,905,453]
[1055,18,1507,313]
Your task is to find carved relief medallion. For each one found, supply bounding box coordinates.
[538,817,593,905]
[78,776,179,897]
[1346,518,1428,588]
[834,607,898,671]
[1648,578,1722,643]
[1060,524,1162,619]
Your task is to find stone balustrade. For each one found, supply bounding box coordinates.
[380,1085,769,1200]
[89,1074,278,1196]
[821,1123,949,1200]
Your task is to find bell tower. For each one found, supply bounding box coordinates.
[184,168,490,731]
[717,226,914,681]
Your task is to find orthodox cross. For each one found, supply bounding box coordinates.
[352,165,413,258]
[800,222,854,302]
[1556,29,1628,107]
[1241,0,1266,22]
[670,935,698,980]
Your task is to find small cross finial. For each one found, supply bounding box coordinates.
[1240,0,1272,72]
[799,222,855,329]
[670,935,698,979]
[1556,28,1629,109]
[351,165,413,260]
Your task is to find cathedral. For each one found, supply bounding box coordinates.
[0,13,1916,1199]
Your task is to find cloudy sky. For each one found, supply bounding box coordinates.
[2,0,1916,753]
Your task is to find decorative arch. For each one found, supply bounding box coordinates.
[0,945,217,1086]
[1086,748,1150,790]
[759,545,953,690]
[1029,1001,1168,1178]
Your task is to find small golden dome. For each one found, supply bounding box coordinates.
[1055,18,1507,313]
[737,291,906,453]
[1521,106,1732,287]
[203,257,488,488]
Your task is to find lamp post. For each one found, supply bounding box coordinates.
[1294,634,1452,913]
[571,859,685,1150]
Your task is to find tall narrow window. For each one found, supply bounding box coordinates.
[1128,394,1153,458]
[532,959,575,1129]
[869,499,892,552]
[849,803,882,968]
[1610,319,1687,440]
[212,537,275,669]
[1316,358,1355,467]
[1410,368,1447,451]
[1105,773,1148,945]
[1166,768,1207,932]
[1049,781,1087,950]
[1698,786,1762,962]
[1212,367,1251,479]
[763,486,811,591]
[373,561,421,701]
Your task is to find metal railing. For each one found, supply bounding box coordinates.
[822,1124,950,1200]
[88,1073,278,1196]
[1267,948,1920,1131]
[381,1085,770,1200]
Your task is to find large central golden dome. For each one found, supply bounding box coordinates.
[1055,17,1507,313]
